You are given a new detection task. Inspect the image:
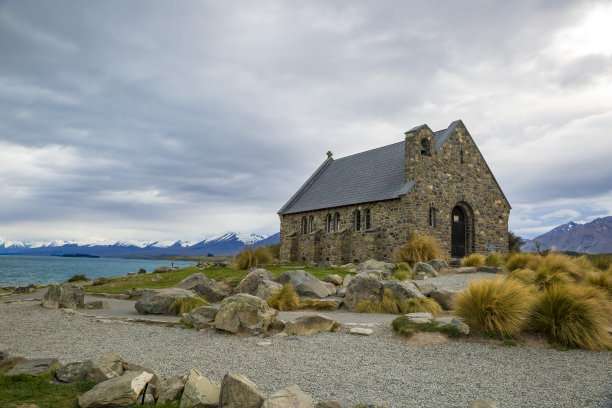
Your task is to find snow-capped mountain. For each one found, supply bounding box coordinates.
[0,231,280,257]
[522,216,612,253]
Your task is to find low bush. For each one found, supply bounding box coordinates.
[529,284,611,350]
[233,246,273,270]
[267,284,299,311]
[169,296,208,315]
[485,252,503,267]
[453,277,534,337]
[504,253,534,271]
[67,274,88,282]
[92,277,110,286]
[462,254,485,267]
[394,231,444,265]
[392,315,461,339]
[404,297,442,317]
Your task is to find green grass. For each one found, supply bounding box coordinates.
[0,373,95,408]
[393,269,412,281]
[391,315,461,338]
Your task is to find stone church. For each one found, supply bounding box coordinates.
[278,120,510,264]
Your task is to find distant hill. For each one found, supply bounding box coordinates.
[522,216,612,253]
[0,231,281,258]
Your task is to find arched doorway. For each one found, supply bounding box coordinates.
[451,206,466,257]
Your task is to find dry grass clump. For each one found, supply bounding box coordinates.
[529,284,611,350]
[395,231,444,265]
[533,266,573,290]
[504,253,535,271]
[462,254,485,267]
[298,298,336,310]
[267,284,299,311]
[508,268,536,285]
[394,269,412,281]
[590,254,612,271]
[485,252,503,267]
[586,270,612,296]
[538,253,585,282]
[404,297,442,317]
[356,289,404,314]
[169,296,208,315]
[453,277,535,337]
[233,246,273,270]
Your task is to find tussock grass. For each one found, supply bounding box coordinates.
[267,284,299,311]
[67,274,88,282]
[586,270,612,296]
[508,268,536,285]
[394,269,412,281]
[462,254,485,267]
[169,296,208,315]
[404,297,442,317]
[538,253,585,282]
[298,298,336,310]
[394,231,444,265]
[485,252,503,267]
[505,253,535,271]
[453,277,535,337]
[392,316,461,338]
[233,246,273,270]
[590,254,612,271]
[356,289,404,314]
[533,266,573,290]
[396,262,411,271]
[529,284,611,350]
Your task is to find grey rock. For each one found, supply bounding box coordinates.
[86,351,126,383]
[344,274,383,312]
[180,368,221,408]
[310,297,343,310]
[219,372,265,408]
[153,266,179,273]
[413,272,428,280]
[182,305,220,329]
[350,328,373,336]
[412,281,437,296]
[276,270,330,299]
[427,259,449,272]
[125,363,166,399]
[336,287,346,297]
[454,266,479,274]
[56,360,94,383]
[284,314,339,335]
[469,399,497,408]
[13,286,30,294]
[316,401,350,408]
[5,358,60,376]
[214,293,279,335]
[234,268,281,299]
[138,268,147,274]
[434,316,470,335]
[176,273,228,302]
[135,288,201,315]
[430,289,457,310]
[342,274,353,287]
[354,259,396,278]
[405,312,433,323]
[42,284,84,309]
[262,384,313,408]
[412,262,438,277]
[478,266,502,273]
[78,370,153,408]
[321,281,337,296]
[322,274,343,285]
[382,280,423,302]
[157,375,187,404]
[87,300,109,309]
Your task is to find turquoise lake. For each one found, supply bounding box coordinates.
[0,255,194,287]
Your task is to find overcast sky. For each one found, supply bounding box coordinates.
[1,0,611,243]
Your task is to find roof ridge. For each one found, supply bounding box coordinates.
[333,140,404,162]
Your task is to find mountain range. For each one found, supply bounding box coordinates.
[0,231,280,258]
[522,216,612,253]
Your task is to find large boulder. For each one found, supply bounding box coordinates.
[135,288,201,315]
[182,305,220,329]
[42,284,84,309]
[382,280,423,303]
[78,370,153,408]
[344,274,383,312]
[234,269,282,299]
[180,368,221,408]
[354,259,395,278]
[428,259,449,272]
[284,314,340,335]
[56,361,94,383]
[434,316,470,335]
[219,372,266,408]
[430,289,457,310]
[125,363,166,400]
[153,266,179,273]
[412,262,438,277]
[86,352,127,383]
[157,375,187,405]
[5,358,60,376]
[214,294,279,335]
[322,274,343,286]
[176,273,228,302]
[342,274,353,287]
[412,281,437,296]
[262,385,313,408]
[276,270,330,299]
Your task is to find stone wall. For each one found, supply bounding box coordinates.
[279,121,510,263]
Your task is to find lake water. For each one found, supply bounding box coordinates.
[0,255,195,287]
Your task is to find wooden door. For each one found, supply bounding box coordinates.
[451,206,466,257]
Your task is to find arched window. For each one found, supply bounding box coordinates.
[354,210,361,231]
[326,213,332,233]
[420,138,431,156]
[334,212,340,231]
[365,209,371,230]
[301,216,307,234]
[309,215,315,233]
[429,203,436,227]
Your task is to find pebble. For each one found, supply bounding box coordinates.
[349,328,373,336]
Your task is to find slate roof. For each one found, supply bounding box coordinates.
[278,121,462,215]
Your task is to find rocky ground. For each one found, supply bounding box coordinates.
[1,271,611,408]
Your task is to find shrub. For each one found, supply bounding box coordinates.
[92,277,110,286]
[233,246,273,269]
[508,231,524,253]
[394,269,412,281]
[453,277,534,337]
[404,297,442,316]
[485,252,503,267]
[67,274,88,282]
[267,284,299,311]
[394,231,444,265]
[529,284,611,350]
[169,296,208,315]
[462,254,485,267]
[505,253,534,271]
